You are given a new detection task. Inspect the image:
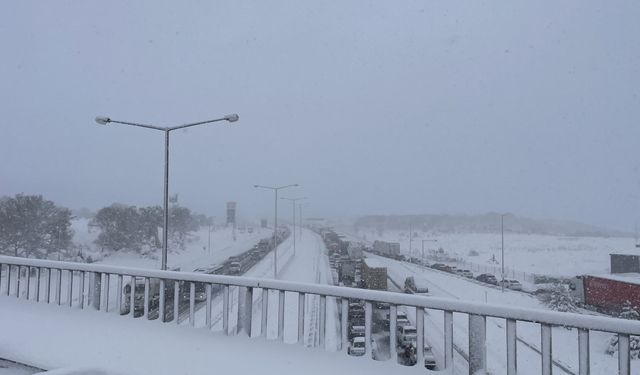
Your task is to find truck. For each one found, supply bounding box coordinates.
[347,243,364,259]
[361,258,388,290]
[339,260,357,285]
[372,241,400,257]
[404,276,429,294]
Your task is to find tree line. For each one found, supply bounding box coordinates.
[0,194,211,259]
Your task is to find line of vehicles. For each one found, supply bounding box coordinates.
[318,229,436,370]
[430,263,523,291]
[121,228,290,319]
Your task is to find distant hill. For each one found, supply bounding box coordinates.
[353,213,630,238]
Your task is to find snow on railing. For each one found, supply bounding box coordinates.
[0,255,639,375]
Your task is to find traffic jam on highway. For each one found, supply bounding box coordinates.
[320,230,439,370]
[120,228,290,321]
[319,229,531,372]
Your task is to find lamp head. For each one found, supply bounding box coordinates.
[224,114,239,123]
[95,116,111,125]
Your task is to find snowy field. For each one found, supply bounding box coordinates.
[348,228,637,277]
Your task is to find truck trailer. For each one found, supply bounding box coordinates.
[361,258,388,290]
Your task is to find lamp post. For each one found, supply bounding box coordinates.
[501,213,507,292]
[421,239,438,265]
[254,184,299,278]
[208,217,215,255]
[281,197,307,257]
[95,113,239,270]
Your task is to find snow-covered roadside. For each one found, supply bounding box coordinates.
[96,226,269,271]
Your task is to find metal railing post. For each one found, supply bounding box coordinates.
[444,310,453,369]
[578,328,589,375]
[78,271,85,309]
[319,295,327,349]
[55,269,62,305]
[541,324,552,375]
[189,282,196,327]
[618,334,630,375]
[262,289,269,338]
[159,279,165,322]
[173,280,180,323]
[506,318,517,375]
[36,267,41,302]
[416,307,424,366]
[297,292,305,344]
[144,278,150,319]
[341,298,349,351]
[278,290,285,341]
[390,305,397,362]
[205,284,212,329]
[116,275,123,314]
[469,314,486,375]
[223,285,229,335]
[67,270,73,307]
[103,274,110,312]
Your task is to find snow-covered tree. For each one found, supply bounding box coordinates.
[539,284,578,313]
[0,194,73,258]
[606,335,640,359]
[618,301,640,320]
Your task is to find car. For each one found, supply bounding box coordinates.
[348,336,366,356]
[459,269,474,278]
[476,273,498,285]
[499,279,523,291]
[424,345,437,370]
[396,325,418,347]
[349,325,365,339]
[431,263,450,272]
[396,317,411,329]
[508,279,523,291]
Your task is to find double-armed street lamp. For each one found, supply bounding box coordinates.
[254,184,299,279]
[95,114,239,270]
[280,197,307,256]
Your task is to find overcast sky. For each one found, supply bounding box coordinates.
[1,1,639,230]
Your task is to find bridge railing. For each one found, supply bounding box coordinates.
[1,255,639,375]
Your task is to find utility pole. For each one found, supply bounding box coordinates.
[254,184,299,279]
[409,222,413,258]
[281,197,306,257]
[501,213,506,292]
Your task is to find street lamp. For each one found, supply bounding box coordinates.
[501,213,507,292]
[281,197,307,257]
[95,114,239,270]
[421,239,438,265]
[254,184,299,278]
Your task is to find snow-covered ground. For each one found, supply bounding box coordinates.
[0,297,409,375]
[366,252,638,375]
[349,228,637,277]
[95,225,270,271]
